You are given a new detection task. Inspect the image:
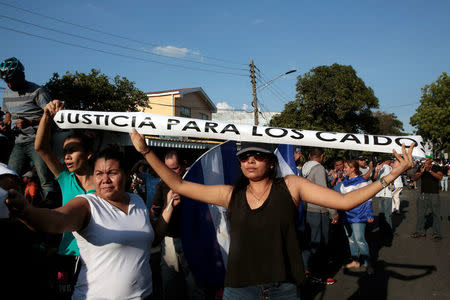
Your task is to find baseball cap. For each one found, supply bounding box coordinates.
[236,142,277,156]
[22,171,33,178]
[357,156,367,161]
[0,163,19,177]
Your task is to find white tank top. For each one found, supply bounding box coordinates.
[72,193,154,300]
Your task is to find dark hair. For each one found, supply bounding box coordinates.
[94,145,128,171]
[94,145,132,190]
[228,153,279,214]
[345,160,361,175]
[164,150,179,161]
[0,174,24,194]
[65,131,94,152]
[309,148,323,159]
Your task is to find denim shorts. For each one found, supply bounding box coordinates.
[223,282,300,300]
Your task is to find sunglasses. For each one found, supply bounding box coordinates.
[238,151,268,163]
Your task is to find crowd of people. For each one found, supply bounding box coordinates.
[0,56,444,300]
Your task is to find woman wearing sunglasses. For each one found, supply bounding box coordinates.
[35,99,96,297]
[130,130,414,300]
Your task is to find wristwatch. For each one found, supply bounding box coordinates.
[379,177,388,188]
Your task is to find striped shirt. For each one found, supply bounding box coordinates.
[1,81,51,143]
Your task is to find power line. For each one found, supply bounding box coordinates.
[382,102,420,109]
[0,1,247,66]
[0,25,248,77]
[0,14,248,72]
[255,72,291,102]
[255,72,291,104]
[256,69,294,101]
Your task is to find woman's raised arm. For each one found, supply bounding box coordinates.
[130,130,233,208]
[286,144,415,210]
[35,100,65,177]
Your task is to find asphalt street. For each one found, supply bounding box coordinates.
[305,189,450,300]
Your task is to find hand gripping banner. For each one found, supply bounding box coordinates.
[54,110,426,158]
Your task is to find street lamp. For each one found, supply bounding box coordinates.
[257,69,296,91]
[252,69,296,125]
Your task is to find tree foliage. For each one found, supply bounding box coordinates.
[373,111,404,136]
[410,72,450,153]
[45,69,149,112]
[270,64,379,134]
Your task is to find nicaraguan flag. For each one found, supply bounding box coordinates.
[181,141,304,287]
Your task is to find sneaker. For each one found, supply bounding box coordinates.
[432,236,442,242]
[325,278,336,285]
[410,232,426,239]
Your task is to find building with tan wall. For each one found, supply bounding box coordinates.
[142,87,217,120]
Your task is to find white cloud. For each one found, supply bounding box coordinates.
[242,104,249,111]
[253,19,264,25]
[216,101,235,111]
[152,45,200,58]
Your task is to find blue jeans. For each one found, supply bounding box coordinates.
[441,176,448,192]
[416,193,441,237]
[160,237,205,300]
[223,283,300,300]
[301,211,330,275]
[344,223,370,266]
[8,141,56,197]
[377,197,393,229]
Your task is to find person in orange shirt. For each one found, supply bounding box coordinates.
[23,170,43,204]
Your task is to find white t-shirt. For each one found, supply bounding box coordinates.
[376,164,393,198]
[393,175,404,189]
[72,193,153,300]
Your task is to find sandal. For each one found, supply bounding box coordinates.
[345,261,360,269]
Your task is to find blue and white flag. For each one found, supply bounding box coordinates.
[181,141,239,287]
[180,141,304,287]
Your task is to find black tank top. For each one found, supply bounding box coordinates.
[224,178,305,287]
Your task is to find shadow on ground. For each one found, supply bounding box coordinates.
[300,199,437,300]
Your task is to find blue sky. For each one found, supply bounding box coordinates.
[1,0,449,133]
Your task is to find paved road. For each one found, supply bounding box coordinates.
[306,189,450,300]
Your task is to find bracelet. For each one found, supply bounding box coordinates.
[379,177,388,188]
[140,148,151,156]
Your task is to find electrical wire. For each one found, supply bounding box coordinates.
[0,25,248,77]
[256,69,293,101]
[0,1,247,66]
[255,71,290,102]
[0,14,248,72]
[255,72,292,104]
[382,103,420,109]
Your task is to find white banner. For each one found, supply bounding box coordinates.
[54,110,426,158]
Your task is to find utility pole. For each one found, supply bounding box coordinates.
[250,59,258,125]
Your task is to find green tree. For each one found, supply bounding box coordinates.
[270,64,379,134]
[373,111,404,135]
[410,72,450,153]
[45,69,149,112]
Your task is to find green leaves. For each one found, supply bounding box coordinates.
[410,72,450,153]
[45,69,149,112]
[271,64,379,134]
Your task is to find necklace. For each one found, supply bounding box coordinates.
[247,182,272,203]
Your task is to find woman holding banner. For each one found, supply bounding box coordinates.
[35,99,97,297]
[6,146,178,299]
[130,130,414,299]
